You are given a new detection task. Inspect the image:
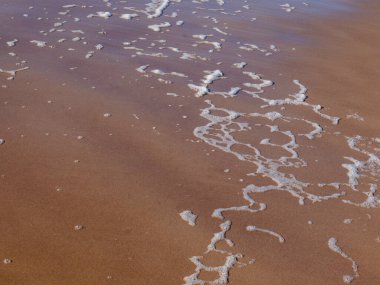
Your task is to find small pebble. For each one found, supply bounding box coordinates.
[74,224,84,231]
[3,258,12,264]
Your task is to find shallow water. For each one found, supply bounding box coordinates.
[0,0,379,284]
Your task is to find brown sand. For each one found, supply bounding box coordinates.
[0,0,379,284]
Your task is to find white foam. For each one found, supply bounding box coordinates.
[206,221,234,253]
[146,0,172,19]
[180,210,197,226]
[342,184,380,208]
[187,70,224,97]
[183,254,240,285]
[280,3,295,12]
[211,87,241,98]
[188,84,209,97]
[341,136,379,197]
[328,238,359,283]
[180,52,207,61]
[95,44,104,50]
[212,204,266,220]
[62,4,78,8]
[246,225,285,243]
[243,79,340,125]
[0,66,29,79]
[30,40,47,47]
[232,62,247,69]
[72,37,81,42]
[85,51,94,59]
[6,39,18,47]
[239,43,267,53]
[136,51,168,58]
[87,11,112,19]
[151,69,187,77]
[120,13,138,20]
[197,40,222,50]
[166,92,179,97]
[136,65,149,73]
[193,100,344,207]
[342,157,362,190]
[148,22,171,32]
[192,34,208,40]
[202,70,223,85]
[346,113,364,121]
[213,27,228,35]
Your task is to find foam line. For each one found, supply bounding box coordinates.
[183,254,240,285]
[146,0,171,18]
[243,79,340,125]
[193,100,344,206]
[341,136,379,193]
[342,184,380,208]
[188,70,224,97]
[328,238,359,283]
[0,66,29,78]
[206,221,234,253]
[246,225,285,243]
[212,205,267,220]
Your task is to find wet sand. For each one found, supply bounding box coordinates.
[0,0,379,284]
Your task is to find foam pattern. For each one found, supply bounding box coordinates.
[3,0,378,284]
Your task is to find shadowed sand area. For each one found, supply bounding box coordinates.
[0,0,379,284]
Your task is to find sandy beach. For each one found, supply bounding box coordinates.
[0,0,379,284]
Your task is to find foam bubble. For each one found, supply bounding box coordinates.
[87,12,112,19]
[148,22,171,32]
[180,210,197,226]
[120,13,138,20]
[30,40,47,47]
[6,39,18,47]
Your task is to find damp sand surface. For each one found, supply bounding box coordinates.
[0,0,379,284]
